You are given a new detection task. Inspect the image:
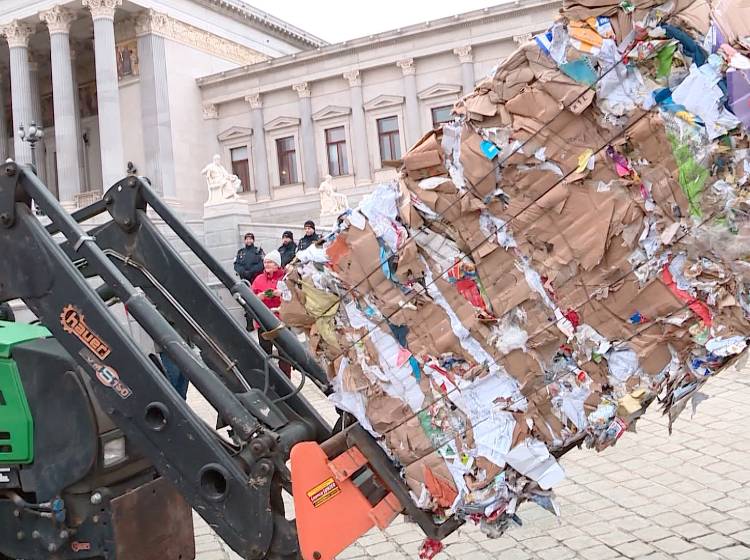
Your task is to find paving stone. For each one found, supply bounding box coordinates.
[537,546,577,560]
[564,535,604,551]
[677,550,725,560]
[632,526,673,543]
[690,509,727,525]
[579,544,620,559]
[653,537,696,555]
[718,545,750,560]
[363,541,397,555]
[478,538,516,553]
[692,534,737,551]
[654,512,691,528]
[597,530,637,547]
[522,536,558,552]
[712,519,750,535]
[614,540,656,558]
[672,522,712,540]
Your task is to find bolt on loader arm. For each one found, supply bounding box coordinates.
[0,164,462,559]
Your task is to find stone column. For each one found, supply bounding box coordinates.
[70,45,86,191]
[0,68,9,161]
[27,54,48,182]
[342,69,371,185]
[83,0,124,189]
[454,45,475,95]
[396,58,420,149]
[136,9,176,199]
[245,93,271,200]
[41,6,82,206]
[2,21,35,165]
[292,82,319,191]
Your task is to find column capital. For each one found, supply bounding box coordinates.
[396,58,416,76]
[82,0,123,21]
[292,82,311,98]
[40,5,76,35]
[453,45,473,64]
[244,93,262,109]
[135,8,170,37]
[202,102,218,120]
[1,20,35,49]
[342,69,361,87]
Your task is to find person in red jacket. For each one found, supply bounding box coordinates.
[251,250,291,376]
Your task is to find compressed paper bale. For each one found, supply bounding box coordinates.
[281,0,750,542]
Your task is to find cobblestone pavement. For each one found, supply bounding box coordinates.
[191,363,750,560]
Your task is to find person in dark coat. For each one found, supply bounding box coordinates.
[233,233,265,284]
[234,233,264,332]
[278,230,297,267]
[297,220,320,252]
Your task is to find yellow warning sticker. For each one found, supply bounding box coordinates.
[307,477,341,508]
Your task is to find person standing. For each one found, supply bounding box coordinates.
[252,251,292,376]
[234,233,265,284]
[234,232,264,331]
[298,220,320,251]
[279,230,297,267]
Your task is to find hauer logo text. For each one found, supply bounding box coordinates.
[60,305,111,359]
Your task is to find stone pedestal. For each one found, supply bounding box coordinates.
[318,211,338,228]
[203,199,252,323]
[203,199,252,271]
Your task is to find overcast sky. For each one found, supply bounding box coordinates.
[247,1,512,44]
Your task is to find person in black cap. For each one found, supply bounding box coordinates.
[234,233,264,331]
[234,232,265,284]
[298,220,320,252]
[279,230,297,267]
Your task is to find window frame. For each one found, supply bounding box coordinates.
[276,135,299,186]
[325,125,349,177]
[430,105,454,128]
[376,115,401,164]
[230,145,251,193]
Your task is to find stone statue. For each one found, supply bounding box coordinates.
[318,174,348,215]
[202,154,241,204]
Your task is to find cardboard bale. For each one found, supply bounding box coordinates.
[281,0,750,543]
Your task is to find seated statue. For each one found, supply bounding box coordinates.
[318,174,348,215]
[202,154,241,204]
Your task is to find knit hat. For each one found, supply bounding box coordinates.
[264,250,282,267]
[304,220,316,229]
[282,230,294,240]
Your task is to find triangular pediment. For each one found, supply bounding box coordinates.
[217,126,252,142]
[363,94,404,112]
[312,105,352,121]
[264,116,301,131]
[418,83,462,100]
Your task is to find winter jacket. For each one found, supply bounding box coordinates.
[233,245,265,283]
[297,232,320,252]
[251,269,286,316]
[278,241,297,267]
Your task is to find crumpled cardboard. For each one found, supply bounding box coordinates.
[280,0,750,542]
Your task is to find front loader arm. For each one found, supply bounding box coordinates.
[0,165,298,558]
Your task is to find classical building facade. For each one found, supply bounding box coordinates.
[198,0,560,229]
[0,0,323,212]
[0,0,559,229]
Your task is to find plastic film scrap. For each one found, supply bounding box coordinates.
[280,0,750,540]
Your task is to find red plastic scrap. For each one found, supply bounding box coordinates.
[661,264,713,326]
[418,538,444,560]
